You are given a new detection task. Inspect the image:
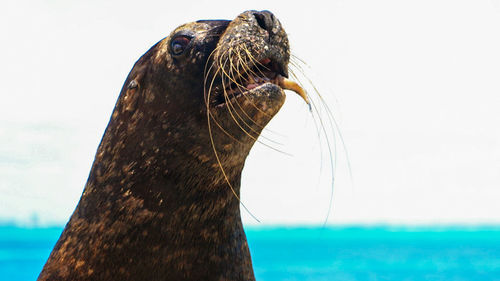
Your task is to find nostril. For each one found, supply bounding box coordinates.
[253,11,276,34]
[254,12,268,32]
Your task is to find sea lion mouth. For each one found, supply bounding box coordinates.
[213,57,309,108]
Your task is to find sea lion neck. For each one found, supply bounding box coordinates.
[38,118,256,280]
[38,168,255,280]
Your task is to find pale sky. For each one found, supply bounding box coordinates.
[1,0,500,226]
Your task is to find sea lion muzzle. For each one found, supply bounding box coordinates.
[209,10,309,111]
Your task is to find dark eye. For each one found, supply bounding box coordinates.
[171,36,192,56]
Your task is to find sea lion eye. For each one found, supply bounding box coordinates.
[171,36,192,56]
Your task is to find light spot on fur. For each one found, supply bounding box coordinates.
[75,260,85,269]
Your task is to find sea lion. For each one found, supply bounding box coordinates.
[38,10,309,281]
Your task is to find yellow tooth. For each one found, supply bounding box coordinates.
[277,76,311,107]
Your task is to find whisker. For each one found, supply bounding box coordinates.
[219,55,260,141]
[226,48,287,147]
[290,54,353,225]
[220,54,292,155]
[204,48,244,144]
[205,48,261,223]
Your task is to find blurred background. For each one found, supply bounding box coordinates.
[1,0,500,280]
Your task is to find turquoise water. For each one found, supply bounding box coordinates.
[1,225,499,281]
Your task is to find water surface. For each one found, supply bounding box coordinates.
[1,225,499,280]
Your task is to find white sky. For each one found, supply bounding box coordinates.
[1,0,500,226]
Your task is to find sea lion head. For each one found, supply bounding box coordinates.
[111,10,308,179]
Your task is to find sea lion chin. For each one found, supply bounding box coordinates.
[38,10,308,281]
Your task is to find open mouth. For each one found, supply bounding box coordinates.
[212,58,309,107]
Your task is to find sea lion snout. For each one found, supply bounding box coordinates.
[204,10,311,143]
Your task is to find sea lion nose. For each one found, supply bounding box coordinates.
[252,10,278,35]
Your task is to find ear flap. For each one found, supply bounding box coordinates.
[121,65,146,113]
